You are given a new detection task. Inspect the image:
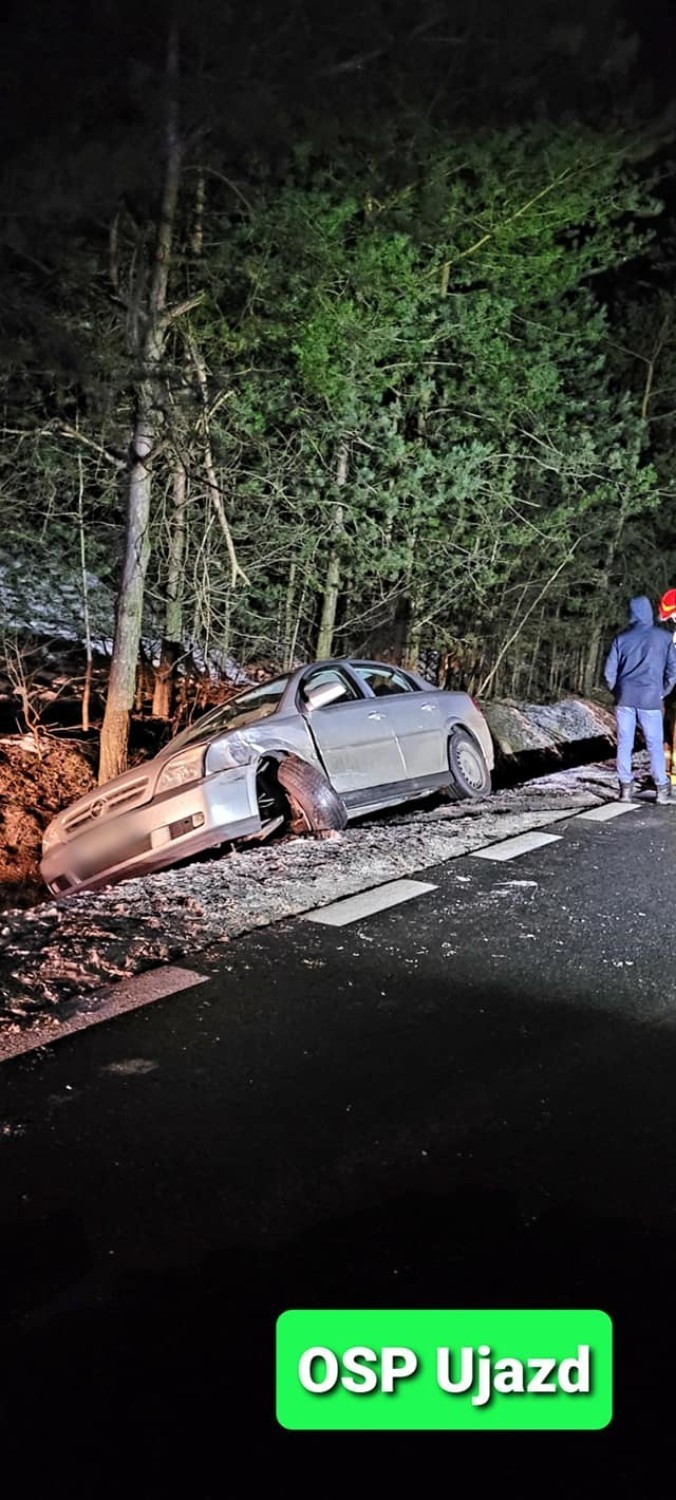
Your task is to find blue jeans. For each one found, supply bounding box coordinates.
[616,705,667,785]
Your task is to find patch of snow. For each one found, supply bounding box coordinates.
[0,550,250,685]
[0,552,116,643]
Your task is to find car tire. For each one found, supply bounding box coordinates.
[276,754,348,835]
[448,729,491,799]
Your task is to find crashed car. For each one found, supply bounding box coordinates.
[40,658,494,896]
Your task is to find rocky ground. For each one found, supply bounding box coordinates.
[0,759,622,1045]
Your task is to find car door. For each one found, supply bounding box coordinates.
[351,663,447,779]
[299,665,406,797]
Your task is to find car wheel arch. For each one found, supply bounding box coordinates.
[442,713,480,742]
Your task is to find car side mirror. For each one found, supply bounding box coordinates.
[304,681,347,711]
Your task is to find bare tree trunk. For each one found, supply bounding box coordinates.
[581,501,629,700]
[401,613,422,672]
[76,447,93,733]
[582,621,603,697]
[525,625,542,699]
[317,444,348,659]
[400,529,422,671]
[153,459,188,718]
[190,168,205,257]
[282,559,298,668]
[287,578,308,669]
[221,592,231,665]
[100,413,155,779]
[99,24,198,783]
[152,641,181,724]
[547,601,561,697]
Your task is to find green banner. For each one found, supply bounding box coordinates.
[276,1309,613,1430]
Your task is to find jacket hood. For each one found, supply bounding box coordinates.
[629,595,654,626]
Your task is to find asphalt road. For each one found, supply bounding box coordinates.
[2,796,676,1486]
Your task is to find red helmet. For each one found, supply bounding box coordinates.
[659,589,676,621]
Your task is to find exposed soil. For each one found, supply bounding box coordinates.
[0,738,96,907]
[0,631,255,908]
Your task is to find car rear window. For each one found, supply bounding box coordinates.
[352,664,420,696]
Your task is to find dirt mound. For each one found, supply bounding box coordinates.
[0,737,95,906]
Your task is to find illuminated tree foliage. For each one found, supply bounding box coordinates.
[0,0,675,769]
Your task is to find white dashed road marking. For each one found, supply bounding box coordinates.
[0,794,647,1060]
[0,966,208,1064]
[571,803,641,823]
[305,878,438,926]
[471,830,563,862]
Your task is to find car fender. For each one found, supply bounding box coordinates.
[205,722,329,829]
[206,717,323,775]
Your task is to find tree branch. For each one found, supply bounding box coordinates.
[157,291,205,332]
[186,333,250,588]
[1,422,127,469]
[433,160,594,287]
[477,545,579,698]
[183,164,253,214]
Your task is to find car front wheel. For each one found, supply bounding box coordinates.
[276,754,348,835]
[448,729,491,799]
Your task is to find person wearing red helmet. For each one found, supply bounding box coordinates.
[603,595,676,802]
[658,590,676,782]
[659,589,676,625]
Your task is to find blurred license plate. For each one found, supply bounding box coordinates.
[76,828,152,879]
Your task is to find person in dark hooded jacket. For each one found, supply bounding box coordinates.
[603,595,676,802]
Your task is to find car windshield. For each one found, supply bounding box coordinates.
[170,675,290,749]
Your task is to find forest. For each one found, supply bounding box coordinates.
[1,0,676,786]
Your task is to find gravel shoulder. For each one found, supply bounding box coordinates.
[0,760,621,1046]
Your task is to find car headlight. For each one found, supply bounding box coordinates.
[155,746,206,794]
[42,820,61,854]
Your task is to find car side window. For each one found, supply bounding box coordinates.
[299,667,360,705]
[353,665,419,698]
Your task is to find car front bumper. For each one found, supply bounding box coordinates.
[40,764,262,896]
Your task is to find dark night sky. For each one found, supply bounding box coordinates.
[0,0,675,296]
[1,0,675,155]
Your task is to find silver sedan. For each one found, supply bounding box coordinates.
[40,659,494,896]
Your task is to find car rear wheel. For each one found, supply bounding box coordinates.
[276,754,348,836]
[448,729,491,799]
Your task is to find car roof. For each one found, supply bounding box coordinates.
[293,657,411,672]
[283,658,430,696]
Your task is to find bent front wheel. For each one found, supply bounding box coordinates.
[276,754,348,834]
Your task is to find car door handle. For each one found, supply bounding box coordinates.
[368,711,384,720]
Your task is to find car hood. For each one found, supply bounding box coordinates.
[47,726,259,842]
